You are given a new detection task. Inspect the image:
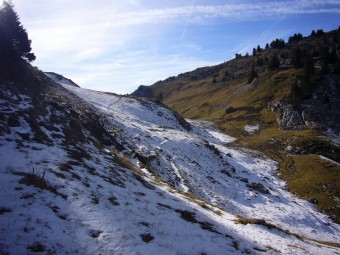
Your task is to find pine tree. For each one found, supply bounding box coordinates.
[291,48,303,68]
[248,63,257,83]
[270,38,285,49]
[268,55,280,69]
[256,45,262,52]
[290,80,302,108]
[0,1,35,62]
[302,55,313,99]
[235,53,242,59]
[256,57,264,66]
[288,33,303,43]
[316,29,324,36]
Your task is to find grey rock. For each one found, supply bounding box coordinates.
[272,75,340,132]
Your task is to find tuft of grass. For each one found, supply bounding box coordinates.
[108,196,120,206]
[91,194,100,204]
[50,170,67,179]
[235,216,302,239]
[0,207,12,215]
[27,242,46,253]
[88,229,103,239]
[175,209,198,223]
[19,172,51,190]
[140,233,154,243]
[175,209,221,234]
[17,170,67,200]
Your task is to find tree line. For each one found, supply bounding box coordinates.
[0,0,35,62]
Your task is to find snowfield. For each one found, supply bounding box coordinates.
[0,80,339,255]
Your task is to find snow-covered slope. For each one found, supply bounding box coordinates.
[0,74,340,254]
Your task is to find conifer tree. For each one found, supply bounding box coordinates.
[0,1,36,62]
[288,33,303,43]
[291,48,303,68]
[302,55,313,98]
[248,63,257,83]
[270,38,285,49]
[268,55,280,69]
[290,79,302,108]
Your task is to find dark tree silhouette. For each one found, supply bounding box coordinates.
[256,45,262,52]
[235,53,242,59]
[256,57,264,66]
[270,38,285,49]
[268,55,280,69]
[0,1,36,62]
[316,29,324,36]
[290,79,302,108]
[291,48,303,68]
[302,55,314,98]
[288,33,303,43]
[248,63,257,83]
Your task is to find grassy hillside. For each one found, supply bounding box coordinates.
[136,28,340,223]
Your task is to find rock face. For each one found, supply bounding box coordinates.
[131,85,154,98]
[272,75,340,132]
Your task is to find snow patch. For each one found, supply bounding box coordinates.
[244,124,259,134]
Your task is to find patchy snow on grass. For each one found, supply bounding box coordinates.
[0,82,340,254]
[64,85,340,242]
[319,155,340,166]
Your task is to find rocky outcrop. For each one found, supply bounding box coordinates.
[271,75,340,132]
[45,72,80,87]
[271,100,305,129]
[131,85,154,98]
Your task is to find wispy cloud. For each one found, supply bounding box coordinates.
[21,1,340,29]
[91,1,340,26]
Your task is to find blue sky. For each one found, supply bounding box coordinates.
[11,0,340,94]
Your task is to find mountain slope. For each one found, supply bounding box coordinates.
[132,28,340,223]
[1,63,340,254]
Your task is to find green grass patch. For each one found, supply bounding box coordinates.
[280,154,340,224]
